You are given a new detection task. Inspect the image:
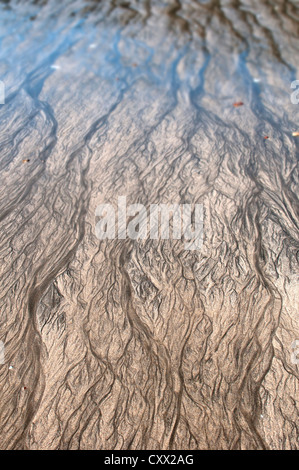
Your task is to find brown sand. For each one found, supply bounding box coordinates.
[0,0,298,450]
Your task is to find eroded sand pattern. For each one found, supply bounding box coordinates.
[0,0,298,450]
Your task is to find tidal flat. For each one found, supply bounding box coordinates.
[0,0,298,450]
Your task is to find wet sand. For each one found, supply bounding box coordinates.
[0,0,298,450]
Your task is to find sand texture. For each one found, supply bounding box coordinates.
[0,0,298,450]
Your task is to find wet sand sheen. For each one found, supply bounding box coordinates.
[0,0,298,450]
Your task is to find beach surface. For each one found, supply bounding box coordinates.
[0,0,298,450]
